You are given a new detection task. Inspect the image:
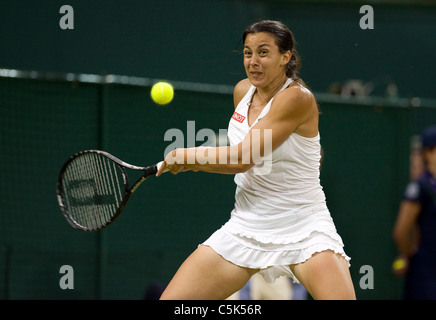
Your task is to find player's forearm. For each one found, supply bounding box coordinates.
[392,201,421,258]
[393,231,416,258]
[173,146,254,174]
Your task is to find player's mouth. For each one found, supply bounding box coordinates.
[250,71,263,79]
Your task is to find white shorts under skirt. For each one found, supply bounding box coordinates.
[201,226,350,283]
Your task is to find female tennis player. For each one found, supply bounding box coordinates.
[157,20,356,300]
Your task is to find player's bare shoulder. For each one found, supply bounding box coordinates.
[283,82,314,106]
[273,82,319,137]
[274,82,316,115]
[233,78,252,109]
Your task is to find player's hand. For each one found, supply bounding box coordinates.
[156,149,189,176]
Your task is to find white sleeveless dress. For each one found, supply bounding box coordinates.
[202,78,350,283]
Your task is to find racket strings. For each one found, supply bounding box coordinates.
[61,152,125,230]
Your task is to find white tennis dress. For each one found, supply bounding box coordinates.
[202,78,350,283]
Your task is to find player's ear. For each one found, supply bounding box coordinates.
[281,51,291,66]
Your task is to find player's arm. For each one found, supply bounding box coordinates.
[157,85,315,175]
[393,200,421,258]
[249,85,317,154]
[233,78,252,109]
[156,79,248,176]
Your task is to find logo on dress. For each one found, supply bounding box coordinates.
[232,112,245,123]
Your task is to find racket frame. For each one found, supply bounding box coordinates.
[56,150,158,231]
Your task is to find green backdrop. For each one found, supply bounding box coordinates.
[1,1,436,99]
[1,75,435,299]
[1,0,436,300]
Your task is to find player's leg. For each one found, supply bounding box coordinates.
[160,245,259,300]
[290,250,356,300]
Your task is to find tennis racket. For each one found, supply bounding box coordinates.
[56,150,167,231]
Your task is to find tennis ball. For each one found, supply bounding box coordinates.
[392,257,406,271]
[151,81,174,105]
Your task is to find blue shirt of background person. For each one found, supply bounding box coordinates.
[393,125,436,300]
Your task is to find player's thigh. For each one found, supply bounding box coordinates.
[160,245,259,300]
[290,250,356,300]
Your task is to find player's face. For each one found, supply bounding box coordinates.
[243,32,290,89]
[424,147,436,168]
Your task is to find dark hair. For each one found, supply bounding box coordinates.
[421,125,436,150]
[242,20,304,85]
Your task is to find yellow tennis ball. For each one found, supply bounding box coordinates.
[393,257,406,270]
[150,82,174,105]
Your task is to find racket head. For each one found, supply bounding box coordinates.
[56,150,130,231]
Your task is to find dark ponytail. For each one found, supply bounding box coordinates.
[287,48,301,79]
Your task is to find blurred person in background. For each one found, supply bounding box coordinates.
[393,125,436,299]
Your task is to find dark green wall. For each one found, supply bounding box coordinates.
[0,1,435,99]
[1,75,435,299]
[0,76,237,299]
[1,0,436,300]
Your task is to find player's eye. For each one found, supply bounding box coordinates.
[259,50,268,56]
